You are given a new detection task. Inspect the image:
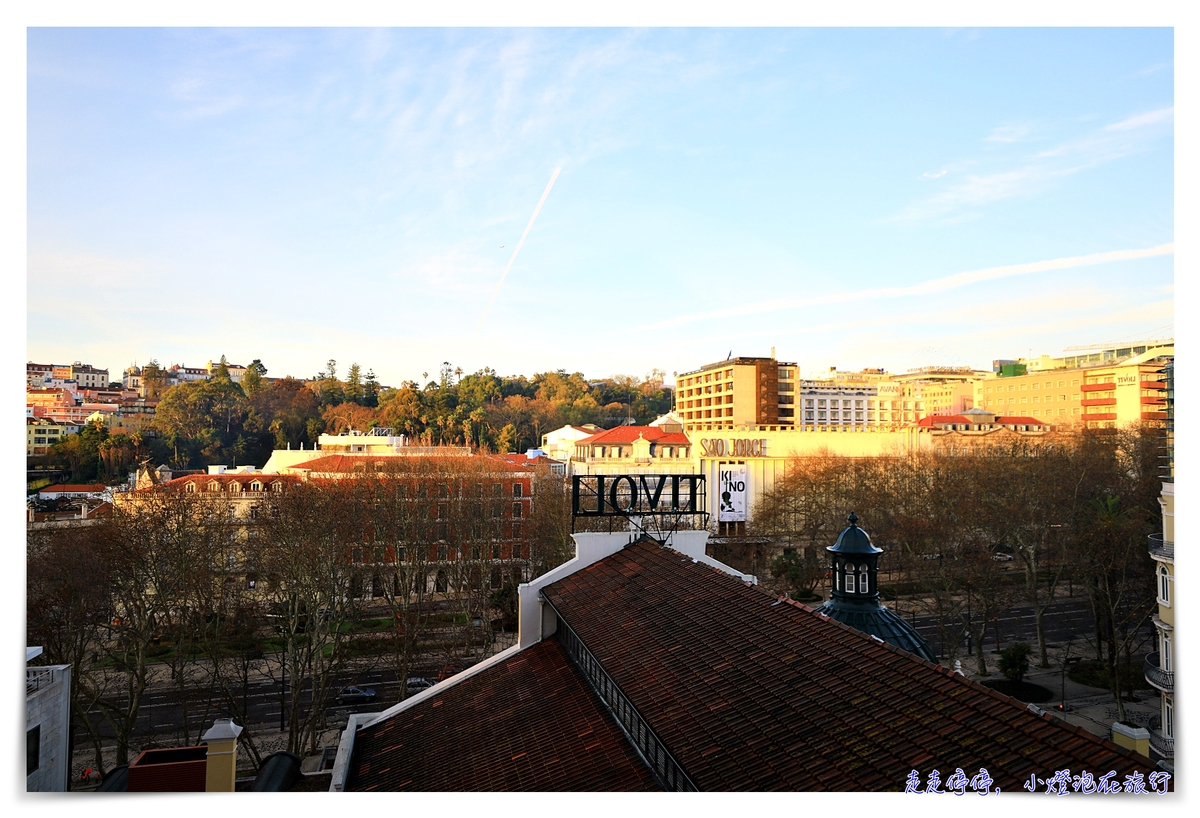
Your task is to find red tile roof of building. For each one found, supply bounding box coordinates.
[498,452,563,468]
[39,484,107,494]
[537,539,1155,791]
[917,414,1049,428]
[576,426,691,446]
[285,454,530,475]
[347,638,661,792]
[129,474,298,494]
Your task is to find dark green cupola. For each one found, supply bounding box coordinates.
[813,513,936,662]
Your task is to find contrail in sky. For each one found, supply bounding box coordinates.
[649,242,1174,330]
[474,167,561,337]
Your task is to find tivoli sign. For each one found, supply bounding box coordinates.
[572,474,706,518]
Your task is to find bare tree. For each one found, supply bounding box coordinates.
[27,523,117,772]
[256,479,363,756]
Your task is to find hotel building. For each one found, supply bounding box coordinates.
[674,354,798,432]
[973,345,1173,429]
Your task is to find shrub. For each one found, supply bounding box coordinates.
[999,642,1032,683]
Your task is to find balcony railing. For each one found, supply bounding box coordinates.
[1144,652,1173,692]
[26,666,64,694]
[1148,715,1174,758]
[1148,534,1174,560]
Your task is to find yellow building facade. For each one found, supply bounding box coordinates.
[675,355,798,431]
[1145,359,1173,766]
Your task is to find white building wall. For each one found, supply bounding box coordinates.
[26,665,72,792]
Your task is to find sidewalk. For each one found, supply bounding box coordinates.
[954,654,1160,742]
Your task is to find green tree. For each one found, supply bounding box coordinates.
[52,418,109,482]
[242,359,267,398]
[770,548,824,600]
[362,369,380,408]
[999,642,1032,683]
[153,376,247,467]
[344,363,364,405]
[495,423,518,455]
[140,359,169,399]
[318,359,344,407]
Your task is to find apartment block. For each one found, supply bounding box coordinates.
[675,354,797,432]
[974,346,1172,428]
[50,362,109,389]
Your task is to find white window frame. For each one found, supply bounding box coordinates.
[1158,564,1172,607]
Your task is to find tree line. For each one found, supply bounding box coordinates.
[42,358,673,480]
[754,427,1163,722]
[26,458,575,773]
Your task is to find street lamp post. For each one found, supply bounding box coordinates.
[279,644,288,732]
[1059,654,1081,712]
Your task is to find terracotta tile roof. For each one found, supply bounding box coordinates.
[347,639,660,792]
[286,454,529,474]
[577,426,691,446]
[917,414,1049,428]
[132,474,298,494]
[39,484,106,493]
[498,452,564,469]
[538,539,1156,792]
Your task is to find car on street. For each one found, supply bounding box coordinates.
[406,677,433,695]
[336,685,377,704]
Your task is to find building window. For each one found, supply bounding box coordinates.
[513,483,523,498]
[27,725,40,776]
[844,563,854,593]
[858,570,869,594]
[512,502,523,518]
[1158,564,1172,606]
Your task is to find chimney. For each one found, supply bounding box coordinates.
[203,718,243,792]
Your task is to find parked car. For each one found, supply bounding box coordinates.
[406,677,433,695]
[436,666,460,682]
[336,685,377,704]
[991,551,1014,562]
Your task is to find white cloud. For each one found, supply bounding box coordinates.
[1104,106,1174,132]
[389,247,498,295]
[919,169,947,180]
[983,123,1032,143]
[896,108,1172,223]
[1134,63,1168,78]
[649,243,1174,330]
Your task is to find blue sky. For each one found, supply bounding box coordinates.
[27,27,1174,386]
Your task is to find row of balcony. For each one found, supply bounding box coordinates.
[1143,652,1173,693]
[26,665,66,694]
[1147,715,1174,759]
[1147,534,1174,560]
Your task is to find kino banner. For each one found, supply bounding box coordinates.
[718,463,748,522]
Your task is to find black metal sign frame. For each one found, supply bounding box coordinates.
[571,474,706,521]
